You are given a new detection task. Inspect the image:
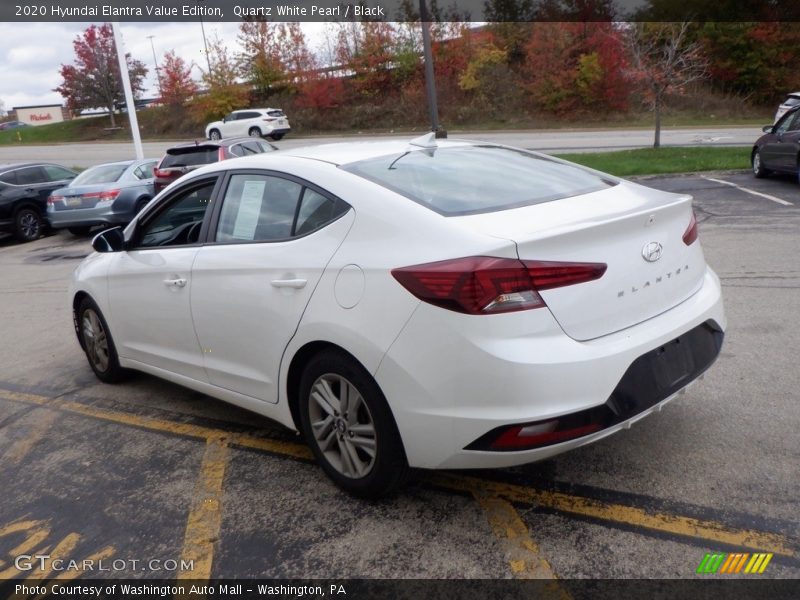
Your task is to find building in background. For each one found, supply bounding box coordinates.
[8,104,71,126]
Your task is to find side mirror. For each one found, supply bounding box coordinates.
[92,227,125,253]
[763,125,774,133]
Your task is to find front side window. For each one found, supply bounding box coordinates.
[137,180,216,248]
[216,174,302,242]
[343,145,617,216]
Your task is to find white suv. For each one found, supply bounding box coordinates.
[205,108,291,141]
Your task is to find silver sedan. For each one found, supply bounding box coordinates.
[47,159,158,235]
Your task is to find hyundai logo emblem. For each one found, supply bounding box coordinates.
[642,242,663,262]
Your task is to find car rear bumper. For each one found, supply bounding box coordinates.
[266,127,291,136]
[48,205,132,228]
[375,266,726,469]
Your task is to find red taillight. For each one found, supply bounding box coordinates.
[683,211,698,245]
[263,117,277,122]
[489,421,603,450]
[154,168,170,178]
[391,256,606,315]
[218,147,226,161]
[81,189,120,201]
[48,195,64,205]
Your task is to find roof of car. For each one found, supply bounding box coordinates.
[167,137,264,150]
[0,162,67,172]
[280,138,478,166]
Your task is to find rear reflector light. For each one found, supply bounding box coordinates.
[683,211,698,245]
[391,256,606,315]
[488,421,603,450]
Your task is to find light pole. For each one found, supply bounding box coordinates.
[419,0,443,137]
[111,22,144,160]
[198,0,212,77]
[146,35,162,96]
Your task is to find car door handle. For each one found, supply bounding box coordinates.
[164,278,187,288]
[271,278,307,289]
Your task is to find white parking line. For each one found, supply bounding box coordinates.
[702,176,794,206]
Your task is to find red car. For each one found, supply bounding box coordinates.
[154,137,277,193]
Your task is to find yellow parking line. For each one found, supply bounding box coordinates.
[177,435,230,582]
[1,408,58,466]
[429,473,794,558]
[473,490,570,590]
[0,388,794,560]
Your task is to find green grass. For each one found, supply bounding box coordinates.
[0,116,134,145]
[554,146,752,177]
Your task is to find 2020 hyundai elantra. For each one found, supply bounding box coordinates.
[70,134,725,497]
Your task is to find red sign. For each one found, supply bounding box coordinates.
[30,113,53,122]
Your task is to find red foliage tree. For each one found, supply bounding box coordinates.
[54,23,147,127]
[159,50,198,109]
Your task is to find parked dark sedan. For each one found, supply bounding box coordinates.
[0,162,78,242]
[752,106,800,182]
[154,137,277,193]
[47,159,157,235]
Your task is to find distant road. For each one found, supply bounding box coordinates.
[0,126,761,168]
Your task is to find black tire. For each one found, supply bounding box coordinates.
[134,197,151,215]
[208,129,221,141]
[68,226,92,236]
[271,133,284,141]
[298,350,408,498]
[77,297,128,383]
[14,207,42,242]
[248,127,262,138]
[752,148,770,178]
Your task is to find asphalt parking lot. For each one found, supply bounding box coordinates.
[0,171,798,587]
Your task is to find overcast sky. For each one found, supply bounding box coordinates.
[0,22,330,111]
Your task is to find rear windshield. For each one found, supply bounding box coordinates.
[71,164,127,186]
[785,97,800,107]
[161,148,219,168]
[267,110,285,117]
[342,145,616,216]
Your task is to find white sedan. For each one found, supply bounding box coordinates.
[70,134,726,497]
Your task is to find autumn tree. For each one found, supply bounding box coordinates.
[56,24,147,126]
[55,23,147,127]
[626,22,708,148]
[159,50,198,109]
[192,36,249,123]
[523,23,629,115]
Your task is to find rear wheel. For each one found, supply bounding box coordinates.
[752,148,770,178]
[298,350,408,498]
[134,197,151,215]
[77,297,127,383]
[68,226,92,236]
[14,207,42,242]
[248,127,262,138]
[271,133,284,141]
[208,129,221,141]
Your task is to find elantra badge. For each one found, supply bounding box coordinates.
[642,242,663,262]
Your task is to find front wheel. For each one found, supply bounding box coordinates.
[77,297,128,383]
[14,207,42,242]
[248,127,262,138]
[298,350,408,498]
[752,149,770,178]
[208,129,221,141]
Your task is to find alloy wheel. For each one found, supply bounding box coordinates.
[307,373,377,479]
[82,308,110,372]
[18,210,40,240]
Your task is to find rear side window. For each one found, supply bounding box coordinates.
[43,165,76,181]
[215,174,348,243]
[343,146,616,216]
[0,171,17,185]
[161,148,219,168]
[15,166,46,185]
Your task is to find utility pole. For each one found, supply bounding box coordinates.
[146,35,162,96]
[419,0,444,137]
[111,22,144,160]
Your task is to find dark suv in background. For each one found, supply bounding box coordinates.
[0,162,78,242]
[154,137,277,193]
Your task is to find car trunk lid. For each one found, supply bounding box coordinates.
[453,181,706,341]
